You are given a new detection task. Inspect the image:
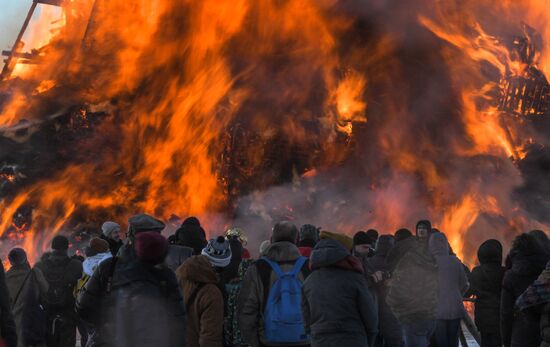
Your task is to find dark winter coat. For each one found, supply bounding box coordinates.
[501,251,548,347]
[165,244,194,272]
[429,233,469,320]
[0,262,17,347]
[541,302,550,347]
[302,239,378,347]
[237,241,309,347]
[6,264,48,347]
[386,237,417,273]
[77,254,186,347]
[100,235,123,257]
[386,238,438,323]
[366,235,402,346]
[470,240,505,334]
[176,256,224,347]
[35,250,83,316]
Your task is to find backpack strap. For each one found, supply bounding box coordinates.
[258,257,308,312]
[289,257,307,276]
[261,257,285,278]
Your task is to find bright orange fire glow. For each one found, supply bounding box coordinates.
[1,0,549,266]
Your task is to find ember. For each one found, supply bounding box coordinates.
[0,0,549,267]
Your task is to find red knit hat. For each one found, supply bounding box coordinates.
[134,232,168,265]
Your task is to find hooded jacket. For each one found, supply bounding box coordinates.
[35,250,83,315]
[501,238,548,347]
[470,239,505,334]
[0,262,17,347]
[237,241,309,347]
[6,263,49,347]
[83,253,112,277]
[77,252,186,347]
[302,239,378,347]
[365,235,403,345]
[386,237,438,323]
[428,233,469,320]
[177,256,224,347]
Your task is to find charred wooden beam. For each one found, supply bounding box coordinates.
[1,2,37,80]
[1,51,36,60]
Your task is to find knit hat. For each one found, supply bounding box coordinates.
[272,221,298,243]
[226,228,248,246]
[102,221,121,238]
[89,237,110,254]
[320,231,354,251]
[299,224,319,243]
[8,248,27,267]
[201,236,232,268]
[134,232,169,265]
[52,235,69,251]
[128,214,165,237]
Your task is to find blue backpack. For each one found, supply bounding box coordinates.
[261,256,310,344]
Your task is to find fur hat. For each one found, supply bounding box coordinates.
[201,236,232,268]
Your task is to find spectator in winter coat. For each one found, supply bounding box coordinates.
[302,237,378,347]
[470,239,505,347]
[237,221,310,347]
[77,214,186,347]
[0,259,17,347]
[386,226,438,347]
[429,232,469,347]
[100,221,123,256]
[175,217,208,255]
[297,224,319,258]
[501,233,549,347]
[177,255,224,347]
[367,235,403,347]
[515,260,550,347]
[35,235,83,347]
[6,249,42,347]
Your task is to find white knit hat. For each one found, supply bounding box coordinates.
[201,236,232,268]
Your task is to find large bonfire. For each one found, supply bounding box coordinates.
[0,0,549,265]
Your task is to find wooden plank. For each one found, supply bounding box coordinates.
[1,2,38,79]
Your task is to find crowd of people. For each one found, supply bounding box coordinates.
[0,214,548,347]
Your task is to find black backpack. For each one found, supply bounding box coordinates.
[42,258,74,311]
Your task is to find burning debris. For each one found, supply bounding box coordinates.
[0,0,549,264]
